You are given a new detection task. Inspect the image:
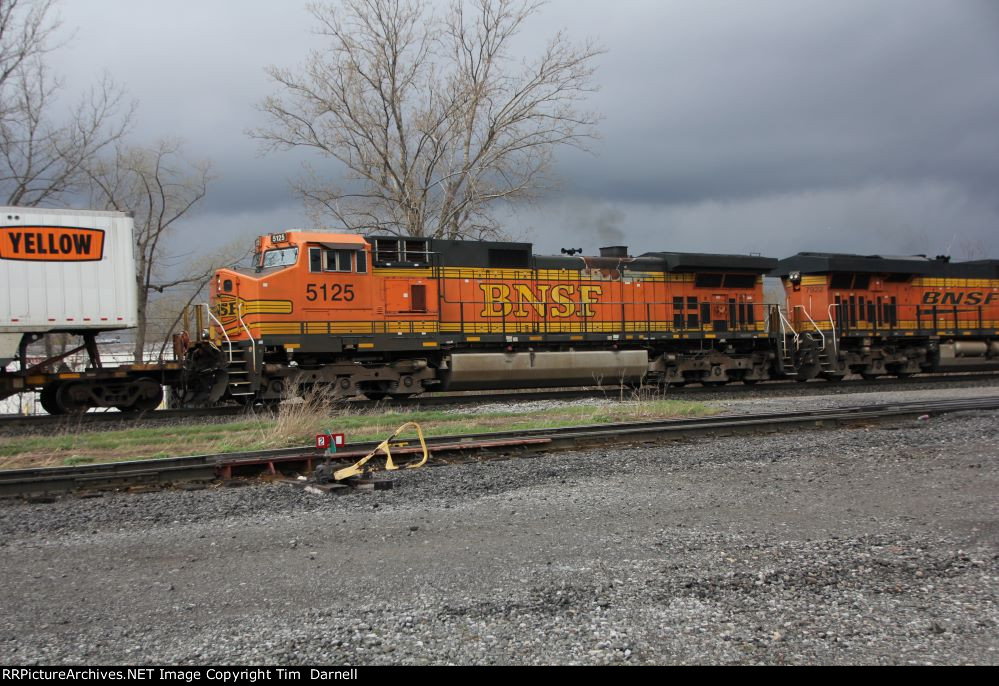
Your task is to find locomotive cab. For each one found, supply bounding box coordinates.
[203,231,378,403]
[210,231,374,342]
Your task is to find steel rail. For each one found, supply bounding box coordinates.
[2,395,997,499]
[3,372,999,433]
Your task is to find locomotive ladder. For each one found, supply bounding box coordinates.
[223,344,255,399]
[777,306,839,378]
[226,305,257,399]
[201,303,256,400]
[775,306,799,376]
[795,305,836,375]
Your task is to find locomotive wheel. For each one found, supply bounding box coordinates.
[742,379,760,385]
[820,373,845,383]
[235,396,281,411]
[860,373,880,381]
[885,365,914,379]
[39,383,63,415]
[362,381,395,401]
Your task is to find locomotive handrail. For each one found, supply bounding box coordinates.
[777,306,797,339]
[203,303,233,364]
[795,305,826,352]
[775,306,799,369]
[237,302,255,371]
[827,303,841,357]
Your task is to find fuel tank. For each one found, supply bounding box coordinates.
[936,340,999,369]
[439,350,649,391]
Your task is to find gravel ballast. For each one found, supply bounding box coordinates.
[0,393,996,665]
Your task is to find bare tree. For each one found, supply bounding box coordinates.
[0,0,58,88]
[86,141,213,362]
[254,0,602,239]
[0,0,132,206]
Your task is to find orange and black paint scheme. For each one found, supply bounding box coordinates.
[206,232,779,402]
[773,253,999,379]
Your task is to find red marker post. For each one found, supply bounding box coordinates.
[316,432,345,455]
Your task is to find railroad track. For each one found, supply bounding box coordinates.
[3,371,999,433]
[2,395,997,499]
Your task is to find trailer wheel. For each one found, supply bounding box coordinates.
[129,378,165,412]
[55,383,89,414]
[39,383,63,416]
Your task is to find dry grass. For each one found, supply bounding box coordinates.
[0,387,717,470]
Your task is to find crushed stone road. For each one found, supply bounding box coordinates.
[0,407,996,665]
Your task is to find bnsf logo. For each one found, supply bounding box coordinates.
[479,283,603,318]
[0,226,105,261]
[214,296,239,322]
[922,291,997,305]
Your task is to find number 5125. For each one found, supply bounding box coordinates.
[306,283,355,302]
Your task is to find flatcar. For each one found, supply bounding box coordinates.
[772,253,999,380]
[200,232,779,403]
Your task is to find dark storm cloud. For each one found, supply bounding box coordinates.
[514,0,999,257]
[47,0,999,259]
[554,0,999,206]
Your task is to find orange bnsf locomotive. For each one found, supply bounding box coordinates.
[772,253,999,381]
[195,232,780,403]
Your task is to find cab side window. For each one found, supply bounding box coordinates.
[309,246,369,273]
[324,249,352,272]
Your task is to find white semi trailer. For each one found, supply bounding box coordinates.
[0,207,193,413]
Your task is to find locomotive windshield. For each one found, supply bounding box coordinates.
[259,246,299,270]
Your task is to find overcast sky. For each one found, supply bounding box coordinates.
[50,0,999,260]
